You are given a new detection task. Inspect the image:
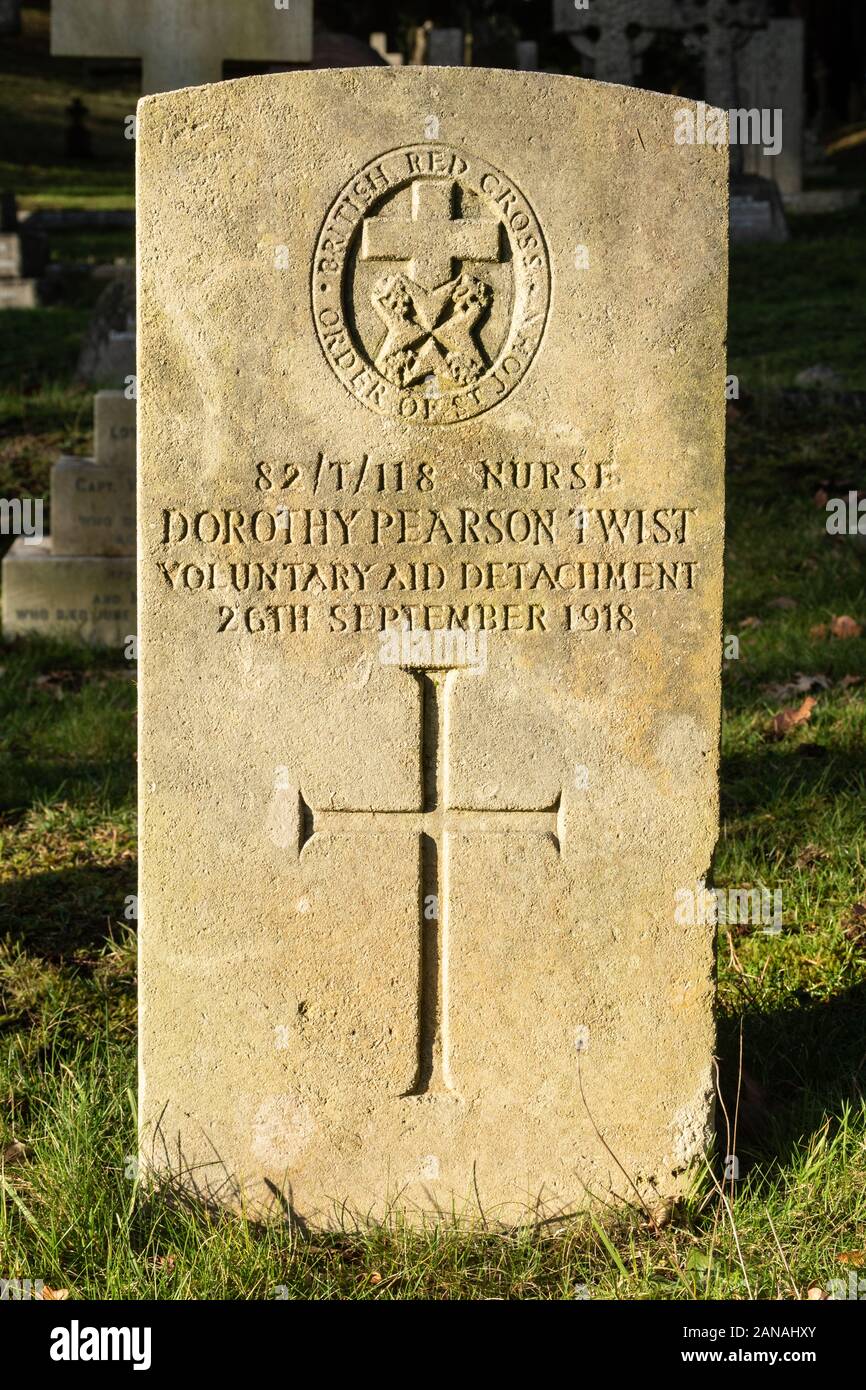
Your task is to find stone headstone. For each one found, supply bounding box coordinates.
[515,41,539,72]
[94,389,137,469]
[739,18,804,196]
[553,0,770,114]
[77,273,136,386]
[0,193,47,307]
[426,28,464,66]
[1,544,136,646]
[137,69,727,1223]
[52,0,313,96]
[50,393,137,557]
[2,392,136,646]
[0,228,47,279]
[369,32,403,67]
[730,174,789,243]
[553,0,667,85]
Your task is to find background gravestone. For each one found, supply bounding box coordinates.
[2,392,136,646]
[138,68,727,1224]
[0,193,47,309]
[740,18,805,196]
[51,0,314,95]
[77,272,137,386]
[426,28,464,66]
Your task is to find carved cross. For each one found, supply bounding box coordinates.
[297,669,563,1095]
[361,180,501,291]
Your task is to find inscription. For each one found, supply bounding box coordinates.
[150,449,701,639]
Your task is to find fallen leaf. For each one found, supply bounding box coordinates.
[839,674,865,689]
[648,1199,675,1230]
[842,904,866,945]
[810,623,828,640]
[767,695,817,740]
[1,1141,28,1166]
[795,844,829,869]
[768,596,798,610]
[38,1287,70,1301]
[33,669,87,697]
[812,488,829,508]
[739,616,762,631]
[830,614,863,639]
[806,1286,828,1300]
[836,1251,866,1267]
[369,1271,382,1285]
[761,673,830,701]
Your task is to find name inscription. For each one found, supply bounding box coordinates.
[153,452,702,639]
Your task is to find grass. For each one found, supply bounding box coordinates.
[1,14,866,1299]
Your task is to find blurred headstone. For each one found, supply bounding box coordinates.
[2,392,136,646]
[739,19,804,195]
[0,194,47,308]
[730,174,789,244]
[51,0,313,95]
[369,32,403,67]
[77,272,137,385]
[426,28,464,67]
[515,41,539,72]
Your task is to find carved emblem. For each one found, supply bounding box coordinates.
[312,145,551,424]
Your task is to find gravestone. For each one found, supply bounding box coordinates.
[739,18,804,196]
[426,28,464,66]
[370,32,403,67]
[0,194,47,309]
[77,272,136,385]
[552,0,769,115]
[515,41,539,72]
[137,68,727,1223]
[730,173,789,243]
[51,0,313,96]
[552,0,664,85]
[2,392,136,645]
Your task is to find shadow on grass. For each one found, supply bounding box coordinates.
[716,981,866,1173]
[721,743,866,813]
[0,862,136,958]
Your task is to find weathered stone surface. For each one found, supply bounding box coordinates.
[52,0,313,96]
[2,538,135,647]
[0,230,47,279]
[51,454,136,557]
[137,69,727,1225]
[94,389,137,469]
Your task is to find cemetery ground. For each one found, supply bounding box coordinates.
[1,30,866,1297]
